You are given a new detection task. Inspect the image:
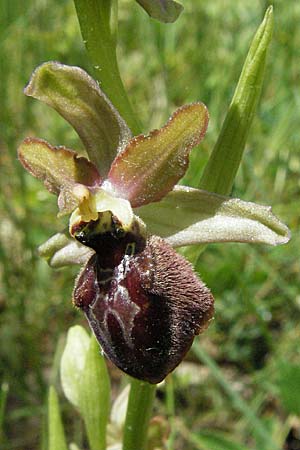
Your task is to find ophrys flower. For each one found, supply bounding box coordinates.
[18,62,289,383]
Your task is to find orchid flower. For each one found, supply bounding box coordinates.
[18,62,289,384]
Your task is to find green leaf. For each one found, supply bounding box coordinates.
[79,336,110,450]
[199,6,274,195]
[24,62,132,176]
[60,326,90,409]
[38,232,94,268]
[18,137,101,214]
[136,186,290,247]
[191,429,250,450]
[108,103,208,207]
[193,344,281,450]
[277,363,300,415]
[48,386,68,450]
[136,0,183,23]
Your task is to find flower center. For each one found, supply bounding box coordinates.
[69,187,147,269]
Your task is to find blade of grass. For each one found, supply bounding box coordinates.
[193,343,281,450]
[176,420,251,450]
[199,6,274,195]
[0,382,8,445]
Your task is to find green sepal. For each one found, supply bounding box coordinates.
[73,0,141,134]
[24,62,132,176]
[136,186,290,247]
[38,232,94,268]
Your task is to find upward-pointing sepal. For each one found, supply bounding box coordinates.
[24,62,132,176]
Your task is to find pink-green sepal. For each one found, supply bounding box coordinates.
[18,137,101,215]
[108,103,209,208]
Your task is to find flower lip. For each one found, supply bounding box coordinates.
[73,234,214,383]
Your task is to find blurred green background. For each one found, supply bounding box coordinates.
[0,0,299,449]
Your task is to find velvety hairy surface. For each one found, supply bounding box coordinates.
[73,233,214,383]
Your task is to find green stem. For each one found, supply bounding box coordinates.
[73,5,155,449]
[166,375,177,449]
[73,0,141,134]
[123,379,156,450]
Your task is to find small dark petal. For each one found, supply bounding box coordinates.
[73,215,146,268]
[73,235,214,384]
[73,254,99,309]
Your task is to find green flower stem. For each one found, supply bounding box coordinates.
[123,379,156,450]
[73,0,141,135]
[166,375,177,449]
[73,4,155,449]
[199,6,273,195]
[0,382,8,446]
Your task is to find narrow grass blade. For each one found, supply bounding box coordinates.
[199,7,274,195]
[0,382,8,445]
[193,343,281,450]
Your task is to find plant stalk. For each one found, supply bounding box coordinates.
[123,379,156,450]
[73,0,141,134]
[73,4,155,449]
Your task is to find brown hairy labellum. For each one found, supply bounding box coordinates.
[73,232,214,384]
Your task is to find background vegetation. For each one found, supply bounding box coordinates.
[0,0,299,448]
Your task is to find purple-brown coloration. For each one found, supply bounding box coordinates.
[73,232,214,384]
